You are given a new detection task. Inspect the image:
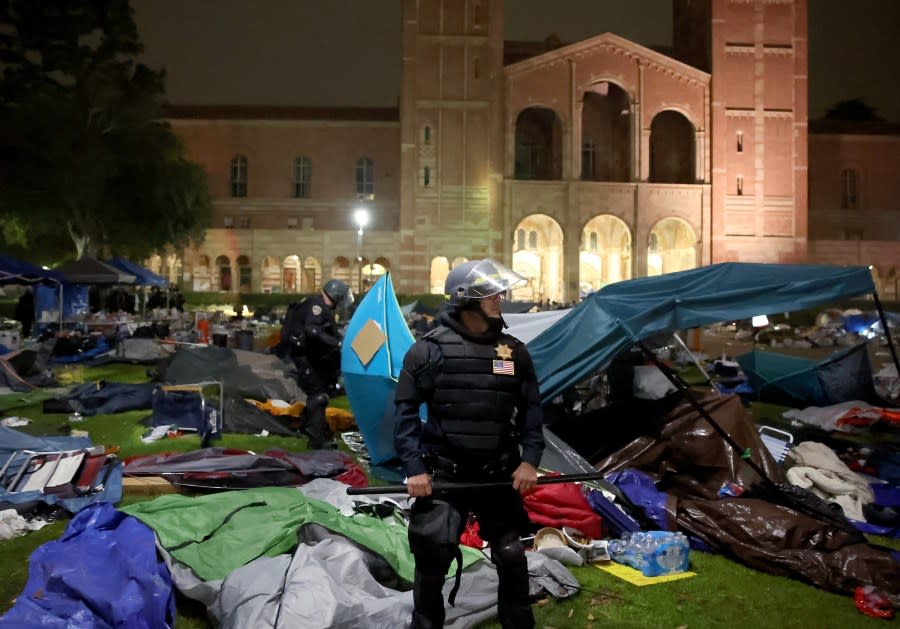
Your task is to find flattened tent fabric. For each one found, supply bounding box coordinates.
[528,263,877,402]
[342,273,415,464]
[106,257,168,287]
[736,342,881,407]
[55,256,136,285]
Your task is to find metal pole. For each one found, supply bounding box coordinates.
[872,288,900,379]
[345,471,610,495]
[356,226,364,293]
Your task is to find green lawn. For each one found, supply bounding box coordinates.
[1,363,897,628]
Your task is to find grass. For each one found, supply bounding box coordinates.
[1,363,899,628]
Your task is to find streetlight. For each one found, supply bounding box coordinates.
[354,207,369,293]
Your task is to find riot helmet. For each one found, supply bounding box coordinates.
[444,258,527,307]
[323,279,354,308]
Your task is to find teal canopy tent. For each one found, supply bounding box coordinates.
[528,262,888,404]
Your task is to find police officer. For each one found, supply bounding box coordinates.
[394,259,545,629]
[281,279,352,449]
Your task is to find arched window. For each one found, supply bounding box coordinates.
[293,156,312,198]
[516,228,526,250]
[423,166,431,187]
[230,155,248,197]
[356,157,374,195]
[589,232,598,251]
[528,230,538,249]
[423,126,431,144]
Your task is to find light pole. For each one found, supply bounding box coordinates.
[354,207,369,294]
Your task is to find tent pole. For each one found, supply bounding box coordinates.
[871,289,900,378]
[672,331,718,394]
[635,339,775,486]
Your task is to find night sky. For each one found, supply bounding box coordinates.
[132,0,900,122]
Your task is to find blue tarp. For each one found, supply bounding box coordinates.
[528,263,876,402]
[0,502,174,628]
[107,257,168,287]
[341,273,415,464]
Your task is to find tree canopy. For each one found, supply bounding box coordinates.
[0,0,212,263]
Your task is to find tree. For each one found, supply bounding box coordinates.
[824,98,884,122]
[0,0,212,262]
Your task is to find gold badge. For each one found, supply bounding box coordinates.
[312,305,322,316]
[495,343,513,360]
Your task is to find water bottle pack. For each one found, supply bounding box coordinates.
[607,530,690,577]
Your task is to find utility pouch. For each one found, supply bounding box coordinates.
[408,498,464,605]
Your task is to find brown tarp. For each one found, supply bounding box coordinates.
[593,393,900,606]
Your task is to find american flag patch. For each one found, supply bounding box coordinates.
[492,360,515,375]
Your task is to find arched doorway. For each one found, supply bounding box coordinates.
[430,257,450,294]
[514,107,563,180]
[647,217,697,276]
[579,215,632,294]
[261,256,281,293]
[214,255,232,292]
[282,255,301,293]
[236,255,252,292]
[192,255,211,291]
[649,111,696,183]
[511,214,564,303]
[302,256,320,293]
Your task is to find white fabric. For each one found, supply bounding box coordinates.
[0,508,48,541]
[784,441,874,521]
[504,309,571,345]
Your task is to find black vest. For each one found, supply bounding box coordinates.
[426,325,523,455]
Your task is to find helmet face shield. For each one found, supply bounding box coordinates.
[445,259,528,305]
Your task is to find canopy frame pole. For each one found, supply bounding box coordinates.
[671,331,718,394]
[871,288,900,379]
[635,339,775,487]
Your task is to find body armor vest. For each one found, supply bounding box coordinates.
[426,325,522,455]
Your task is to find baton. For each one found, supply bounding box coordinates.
[345,471,608,495]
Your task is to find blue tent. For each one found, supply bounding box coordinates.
[528,263,878,403]
[0,254,65,285]
[107,257,168,287]
[341,272,415,464]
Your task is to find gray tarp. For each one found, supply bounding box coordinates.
[152,479,578,629]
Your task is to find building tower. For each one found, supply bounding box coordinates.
[397,0,506,294]
[703,0,809,262]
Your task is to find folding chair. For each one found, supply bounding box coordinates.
[758,425,794,464]
[151,381,224,445]
[2,449,84,493]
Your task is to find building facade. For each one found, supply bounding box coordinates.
[149,0,899,302]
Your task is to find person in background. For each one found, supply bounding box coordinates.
[393,258,544,629]
[280,279,353,449]
[14,287,35,338]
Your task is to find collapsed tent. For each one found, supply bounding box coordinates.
[528,263,894,403]
[154,345,301,403]
[736,342,885,407]
[587,392,900,605]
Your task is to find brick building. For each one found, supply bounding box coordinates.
[147,0,899,302]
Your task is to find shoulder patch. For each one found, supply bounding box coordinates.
[311,304,322,316]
